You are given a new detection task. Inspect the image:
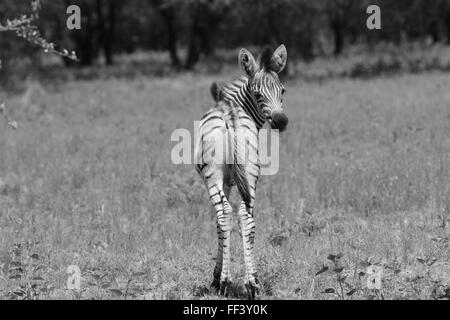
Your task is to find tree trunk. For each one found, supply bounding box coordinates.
[78,7,95,66]
[184,4,201,70]
[429,20,440,44]
[349,26,358,44]
[96,0,118,66]
[66,0,97,66]
[104,1,117,65]
[331,18,343,56]
[184,1,230,70]
[185,34,201,70]
[160,7,181,68]
[446,11,450,44]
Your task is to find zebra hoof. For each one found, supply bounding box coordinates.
[219,280,232,297]
[211,278,221,293]
[245,279,260,300]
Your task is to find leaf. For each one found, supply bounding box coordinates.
[32,276,44,281]
[9,274,21,280]
[132,272,146,277]
[327,253,343,261]
[33,264,46,272]
[334,267,344,273]
[30,254,40,260]
[92,274,101,280]
[131,288,144,295]
[315,265,329,276]
[323,288,335,294]
[101,282,113,289]
[327,254,336,261]
[416,257,426,264]
[359,260,370,268]
[109,289,122,297]
[337,275,347,282]
[10,267,24,273]
[346,288,358,296]
[427,258,438,266]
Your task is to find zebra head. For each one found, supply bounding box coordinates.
[239,45,288,132]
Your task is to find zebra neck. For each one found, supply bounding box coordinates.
[221,76,265,130]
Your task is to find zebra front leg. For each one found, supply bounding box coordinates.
[238,201,260,300]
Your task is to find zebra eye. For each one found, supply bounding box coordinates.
[281,88,286,95]
[254,92,263,100]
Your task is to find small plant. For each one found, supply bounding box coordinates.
[107,271,147,299]
[2,242,53,300]
[268,211,326,247]
[315,253,361,300]
[84,267,147,299]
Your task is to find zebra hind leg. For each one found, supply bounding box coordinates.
[211,220,222,292]
[238,201,260,300]
[209,183,233,296]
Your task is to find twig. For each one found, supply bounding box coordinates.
[0,0,78,61]
[0,103,18,130]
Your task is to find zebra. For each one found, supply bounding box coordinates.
[194,45,288,299]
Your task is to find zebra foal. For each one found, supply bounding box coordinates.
[195,45,288,299]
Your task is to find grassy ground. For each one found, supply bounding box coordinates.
[0,70,449,299]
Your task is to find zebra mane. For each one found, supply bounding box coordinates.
[210,82,223,102]
[212,76,248,103]
[259,46,275,71]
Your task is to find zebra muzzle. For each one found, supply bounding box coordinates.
[269,111,288,132]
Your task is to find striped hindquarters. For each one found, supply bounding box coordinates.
[195,101,259,205]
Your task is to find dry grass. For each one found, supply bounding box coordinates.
[0,70,449,299]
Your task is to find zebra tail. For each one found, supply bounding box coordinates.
[228,107,251,206]
[233,160,251,206]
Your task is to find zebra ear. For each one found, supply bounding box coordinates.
[239,48,258,77]
[270,44,287,73]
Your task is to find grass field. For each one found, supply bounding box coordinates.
[0,70,449,299]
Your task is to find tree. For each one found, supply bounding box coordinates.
[322,0,360,56]
[2,0,449,74]
[0,0,76,128]
[0,1,76,61]
[184,0,232,70]
[95,0,123,65]
[151,0,182,68]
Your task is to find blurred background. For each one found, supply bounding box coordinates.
[1,0,450,88]
[1,1,450,300]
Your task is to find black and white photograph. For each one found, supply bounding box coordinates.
[0,0,449,307]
